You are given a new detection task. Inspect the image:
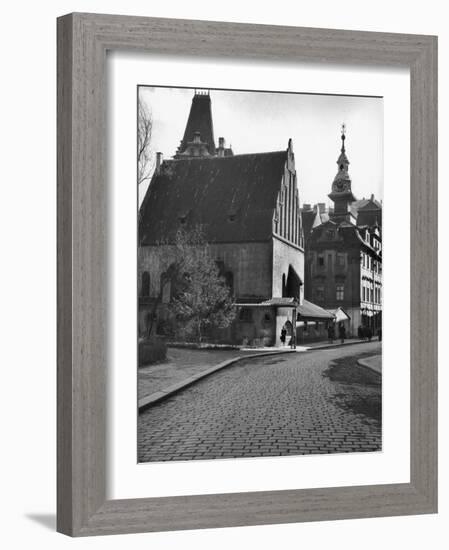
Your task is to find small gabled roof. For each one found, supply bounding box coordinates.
[352,196,382,211]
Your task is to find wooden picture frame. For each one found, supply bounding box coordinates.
[57,12,438,536]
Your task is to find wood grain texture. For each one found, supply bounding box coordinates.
[56,12,438,536]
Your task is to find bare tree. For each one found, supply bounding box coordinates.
[137,95,154,187]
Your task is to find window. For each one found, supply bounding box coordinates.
[318,255,325,268]
[337,253,345,267]
[336,284,344,301]
[263,313,272,324]
[215,260,225,273]
[161,279,171,304]
[225,271,234,294]
[362,286,366,302]
[141,271,150,297]
[239,308,253,322]
[316,286,325,301]
[362,253,365,268]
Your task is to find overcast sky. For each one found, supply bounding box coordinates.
[138,86,383,207]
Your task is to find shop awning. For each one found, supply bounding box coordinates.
[297,300,335,321]
[327,306,351,323]
[235,297,297,308]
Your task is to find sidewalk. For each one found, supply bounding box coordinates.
[138,346,293,407]
[138,338,378,411]
[357,354,382,374]
[242,337,380,353]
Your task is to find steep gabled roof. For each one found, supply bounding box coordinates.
[139,151,288,245]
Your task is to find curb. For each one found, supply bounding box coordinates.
[303,339,380,352]
[357,355,382,374]
[138,349,296,412]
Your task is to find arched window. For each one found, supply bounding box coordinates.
[225,271,234,294]
[141,271,150,297]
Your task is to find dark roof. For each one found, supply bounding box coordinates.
[177,93,215,156]
[352,198,382,211]
[301,209,316,241]
[352,197,382,228]
[139,151,288,245]
[301,206,330,242]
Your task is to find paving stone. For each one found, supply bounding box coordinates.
[138,344,382,462]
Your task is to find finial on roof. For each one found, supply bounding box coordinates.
[341,123,346,152]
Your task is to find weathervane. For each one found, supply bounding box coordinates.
[341,122,346,152]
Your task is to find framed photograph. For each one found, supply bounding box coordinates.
[57,13,437,536]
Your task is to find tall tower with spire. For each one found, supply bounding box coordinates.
[174,90,216,159]
[328,124,356,223]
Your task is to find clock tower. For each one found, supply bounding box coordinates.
[328,124,356,223]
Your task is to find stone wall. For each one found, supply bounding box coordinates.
[138,241,273,302]
[272,236,305,302]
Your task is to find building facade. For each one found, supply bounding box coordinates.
[138,90,333,346]
[301,127,382,337]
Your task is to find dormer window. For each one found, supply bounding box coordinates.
[228,214,236,222]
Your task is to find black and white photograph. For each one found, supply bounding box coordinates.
[137,85,383,463]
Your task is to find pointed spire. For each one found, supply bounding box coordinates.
[328,124,356,222]
[336,122,350,173]
[174,90,216,158]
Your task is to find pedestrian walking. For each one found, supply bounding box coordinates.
[327,323,335,343]
[280,327,287,346]
[338,322,346,343]
[357,325,363,339]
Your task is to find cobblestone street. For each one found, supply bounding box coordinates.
[138,342,382,462]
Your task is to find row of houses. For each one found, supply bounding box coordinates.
[138,91,382,346]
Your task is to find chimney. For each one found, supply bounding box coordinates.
[217,137,225,157]
[318,202,326,213]
[156,152,163,174]
[303,203,311,211]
